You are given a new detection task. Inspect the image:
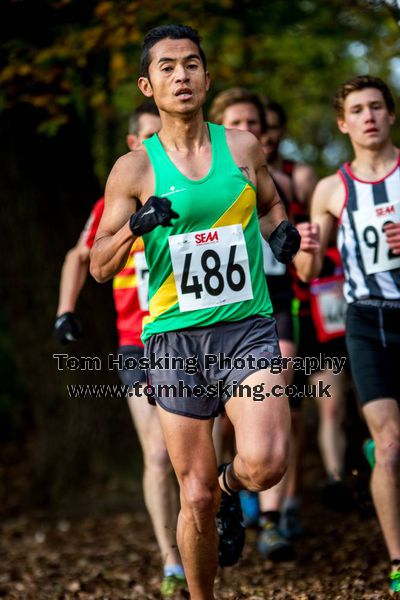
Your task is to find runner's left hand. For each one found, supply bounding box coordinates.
[268,220,301,264]
[54,312,83,344]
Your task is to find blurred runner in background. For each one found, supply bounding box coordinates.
[54,101,186,598]
[263,100,352,529]
[209,88,298,561]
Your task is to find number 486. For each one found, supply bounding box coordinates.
[181,245,246,298]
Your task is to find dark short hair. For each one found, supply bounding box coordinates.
[264,100,287,128]
[334,75,395,117]
[209,88,267,133]
[140,24,207,78]
[128,100,159,135]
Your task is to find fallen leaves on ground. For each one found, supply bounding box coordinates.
[0,487,393,599]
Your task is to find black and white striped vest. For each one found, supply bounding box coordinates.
[337,156,400,303]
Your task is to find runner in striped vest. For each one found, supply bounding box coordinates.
[337,158,400,301]
[295,75,400,596]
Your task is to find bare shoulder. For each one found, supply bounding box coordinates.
[225,128,264,183]
[293,162,317,179]
[312,173,345,218]
[106,146,153,202]
[225,128,260,155]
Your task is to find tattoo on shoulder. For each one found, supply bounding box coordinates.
[239,166,250,179]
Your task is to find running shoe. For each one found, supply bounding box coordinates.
[363,438,376,469]
[279,506,305,540]
[258,520,295,561]
[160,574,187,597]
[216,464,245,567]
[239,490,260,528]
[390,564,400,595]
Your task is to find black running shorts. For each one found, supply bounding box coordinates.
[144,316,281,419]
[274,302,295,344]
[346,301,400,406]
[292,313,347,410]
[117,345,146,387]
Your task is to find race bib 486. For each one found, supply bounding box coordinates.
[168,224,254,312]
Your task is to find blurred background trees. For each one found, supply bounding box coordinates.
[2,0,399,179]
[0,0,399,507]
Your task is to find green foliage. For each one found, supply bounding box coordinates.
[1,0,399,178]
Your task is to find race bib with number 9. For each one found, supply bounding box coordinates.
[353,201,400,275]
[168,224,254,312]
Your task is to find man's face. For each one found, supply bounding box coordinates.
[127,113,161,150]
[138,38,210,116]
[338,87,395,150]
[261,109,284,161]
[221,102,262,138]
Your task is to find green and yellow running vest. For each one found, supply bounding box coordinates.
[141,122,273,342]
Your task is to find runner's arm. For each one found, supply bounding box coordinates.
[254,143,289,237]
[57,199,104,314]
[90,154,142,283]
[294,177,337,281]
[56,241,90,315]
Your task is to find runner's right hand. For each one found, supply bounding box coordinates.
[384,222,400,255]
[296,222,321,254]
[54,312,82,344]
[129,196,179,236]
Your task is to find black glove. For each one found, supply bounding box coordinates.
[129,196,179,236]
[54,312,82,344]
[268,220,301,264]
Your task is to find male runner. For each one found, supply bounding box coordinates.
[210,88,297,561]
[262,101,317,210]
[90,24,300,600]
[54,101,186,597]
[295,75,400,595]
[260,101,315,541]
[263,100,352,524]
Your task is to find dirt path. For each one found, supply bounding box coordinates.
[0,488,393,600]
